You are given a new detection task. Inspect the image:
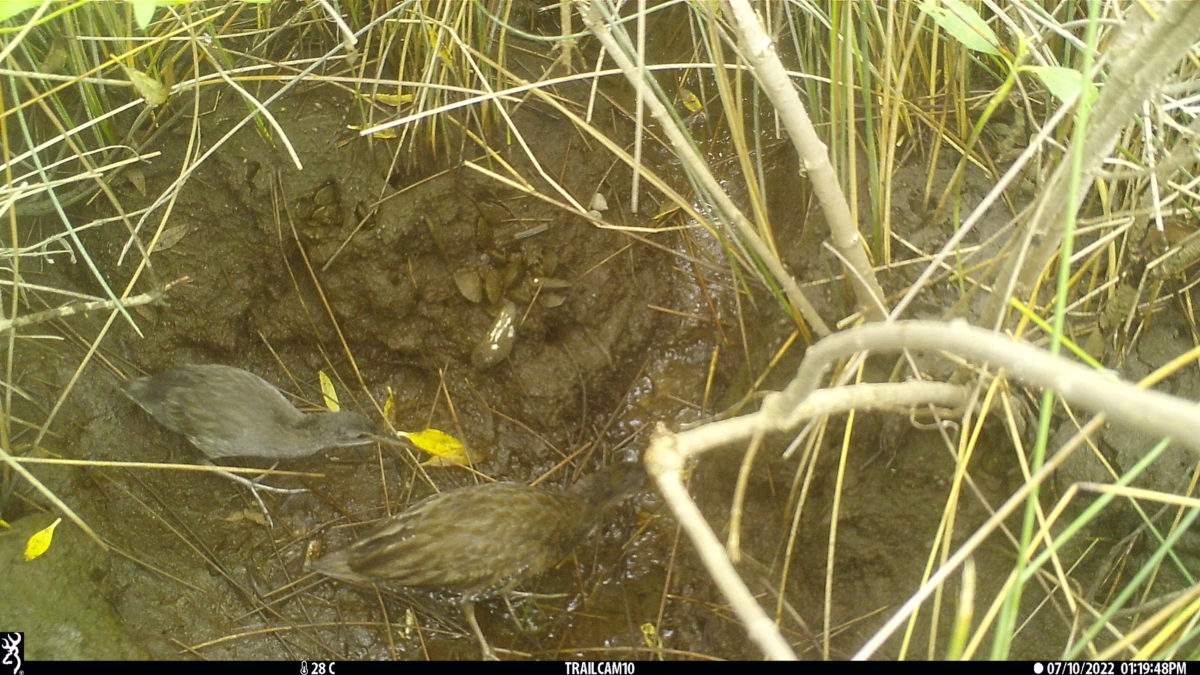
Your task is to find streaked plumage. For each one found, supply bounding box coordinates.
[309,462,646,658]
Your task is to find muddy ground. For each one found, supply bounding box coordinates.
[5,37,1198,663]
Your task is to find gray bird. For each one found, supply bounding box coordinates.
[123,364,385,521]
[123,364,382,459]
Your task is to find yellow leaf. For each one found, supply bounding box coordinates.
[403,607,418,638]
[346,124,398,139]
[382,386,396,424]
[678,88,703,113]
[654,203,681,222]
[24,517,62,561]
[374,92,413,107]
[425,26,454,64]
[318,370,340,412]
[40,35,67,74]
[121,64,168,107]
[635,509,656,528]
[420,454,467,468]
[221,508,269,526]
[641,622,663,650]
[399,428,471,467]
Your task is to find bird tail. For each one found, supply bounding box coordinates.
[307,549,373,584]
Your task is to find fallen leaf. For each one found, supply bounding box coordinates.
[121,63,168,107]
[125,165,147,196]
[24,517,62,561]
[347,124,397,139]
[319,370,340,412]
[374,92,413,107]
[400,428,472,467]
[382,386,396,424]
[221,509,270,526]
[152,223,191,252]
[678,88,702,113]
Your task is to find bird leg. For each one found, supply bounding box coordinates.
[461,599,498,660]
[203,460,307,526]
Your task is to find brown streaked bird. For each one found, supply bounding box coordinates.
[308,462,646,659]
[123,364,386,520]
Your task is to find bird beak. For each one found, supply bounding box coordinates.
[369,433,415,448]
